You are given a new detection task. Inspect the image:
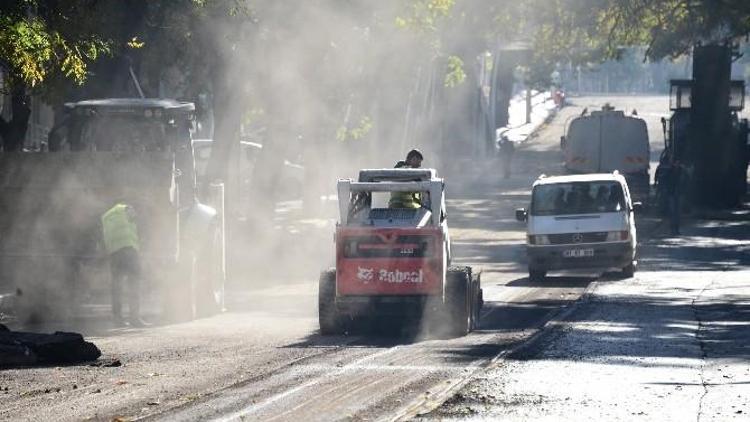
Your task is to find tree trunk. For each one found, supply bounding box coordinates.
[0,85,32,152]
[206,68,242,203]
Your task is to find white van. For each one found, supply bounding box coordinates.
[515,173,640,281]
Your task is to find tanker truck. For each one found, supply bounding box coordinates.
[560,106,651,202]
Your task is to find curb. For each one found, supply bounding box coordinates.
[390,280,599,421]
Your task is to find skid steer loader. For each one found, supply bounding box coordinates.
[318,168,482,336]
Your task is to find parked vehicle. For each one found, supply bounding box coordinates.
[561,106,650,201]
[515,172,640,281]
[192,139,304,201]
[319,168,482,336]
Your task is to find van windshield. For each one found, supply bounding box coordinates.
[531,181,625,216]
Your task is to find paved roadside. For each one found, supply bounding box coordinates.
[419,205,750,421]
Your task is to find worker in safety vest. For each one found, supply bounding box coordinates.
[101,201,147,327]
[388,149,424,209]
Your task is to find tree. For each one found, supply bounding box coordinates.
[0,1,110,151]
[529,0,750,62]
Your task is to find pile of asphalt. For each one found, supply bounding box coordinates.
[0,323,101,367]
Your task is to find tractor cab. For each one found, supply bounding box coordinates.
[52,98,195,152]
[50,98,199,207]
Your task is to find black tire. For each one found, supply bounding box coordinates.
[471,273,483,330]
[318,269,343,335]
[196,224,226,318]
[529,268,546,282]
[622,261,636,278]
[446,266,472,337]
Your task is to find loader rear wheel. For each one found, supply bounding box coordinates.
[446,266,472,337]
[470,272,483,330]
[622,261,637,278]
[319,269,344,335]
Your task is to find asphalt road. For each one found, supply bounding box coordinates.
[0,95,673,422]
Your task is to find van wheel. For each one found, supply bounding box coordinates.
[529,268,546,282]
[622,262,636,278]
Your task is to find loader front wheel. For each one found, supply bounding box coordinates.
[319,269,344,335]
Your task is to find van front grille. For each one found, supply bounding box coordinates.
[548,232,608,244]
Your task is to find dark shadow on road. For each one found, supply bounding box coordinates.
[501,294,750,365]
[639,219,750,272]
[478,299,569,331]
[506,276,596,288]
[282,296,580,350]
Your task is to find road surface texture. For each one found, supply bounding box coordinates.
[420,100,750,419]
[422,211,750,421]
[3,95,739,422]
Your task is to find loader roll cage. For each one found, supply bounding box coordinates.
[337,169,446,227]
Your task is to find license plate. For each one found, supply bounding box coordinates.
[563,248,594,258]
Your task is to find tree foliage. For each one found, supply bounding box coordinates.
[530,0,750,62]
[0,1,110,89]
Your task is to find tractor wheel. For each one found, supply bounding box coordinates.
[196,224,226,318]
[446,266,472,337]
[529,268,547,282]
[319,269,343,335]
[167,254,197,322]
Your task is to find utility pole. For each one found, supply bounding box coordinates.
[525,88,532,124]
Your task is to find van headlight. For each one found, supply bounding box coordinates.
[606,231,630,241]
[528,235,550,245]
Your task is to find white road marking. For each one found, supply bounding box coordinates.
[213,345,405,421]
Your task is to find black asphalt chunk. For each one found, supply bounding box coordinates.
[0,329,101,367]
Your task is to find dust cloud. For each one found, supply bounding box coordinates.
[0,1,478,331]
[202,1,476,311]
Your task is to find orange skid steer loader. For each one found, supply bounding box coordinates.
[318,168,482,336]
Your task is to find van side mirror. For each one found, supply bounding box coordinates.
[632,202,643,212]
[515,208,528,222]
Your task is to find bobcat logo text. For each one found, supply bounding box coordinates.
[356,267,423,284]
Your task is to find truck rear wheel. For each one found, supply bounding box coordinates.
[446,266,472,337]
[319,269,344,335]
[529,268,546,282]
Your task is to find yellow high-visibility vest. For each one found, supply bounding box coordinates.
[388,191,422,209]
[101,203,139,254]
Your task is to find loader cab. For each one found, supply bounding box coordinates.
[337,168,446,229]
